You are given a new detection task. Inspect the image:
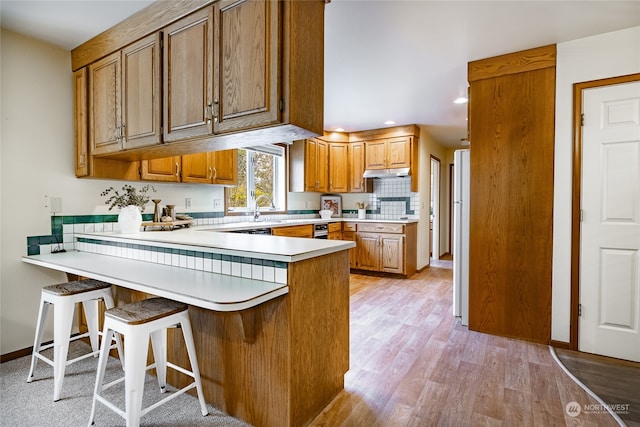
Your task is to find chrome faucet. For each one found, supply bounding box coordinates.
[254,194,274,221]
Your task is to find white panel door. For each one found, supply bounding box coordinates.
[580,80,640,362]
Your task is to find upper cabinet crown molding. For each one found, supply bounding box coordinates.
[71,0,212,71]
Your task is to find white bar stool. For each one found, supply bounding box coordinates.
[89,297,208,427]
[27,278,124,401]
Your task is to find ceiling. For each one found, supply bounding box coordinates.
[2,1,639,147]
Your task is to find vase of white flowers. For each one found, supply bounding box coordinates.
[101,184,155,234]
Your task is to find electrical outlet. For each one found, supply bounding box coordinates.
[51,197,62,213]
[214,199,222,209]
[185,198,192,209]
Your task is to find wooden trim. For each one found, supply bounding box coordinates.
[348,124,420,142]
[468,44,556,82]
[570,72,640,351]
[1,346,32,363]
[71,0,212,71]
[549,340,572,351]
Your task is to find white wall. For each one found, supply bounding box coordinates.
[0,30,229,354]
[552,26,640,343]
[417,127,450,269]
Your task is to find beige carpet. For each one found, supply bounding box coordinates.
[0,341,251,427]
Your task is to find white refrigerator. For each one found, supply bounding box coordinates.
[453,149,470,326]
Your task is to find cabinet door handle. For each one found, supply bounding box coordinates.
[175,162,180,177]
[209,167,213,180]
[213,167,217,180]
[213,99,219,123]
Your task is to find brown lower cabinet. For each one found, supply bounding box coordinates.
[351,222,416,277]
[271,224,314,238]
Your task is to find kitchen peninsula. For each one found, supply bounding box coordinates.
[23,229,354,427]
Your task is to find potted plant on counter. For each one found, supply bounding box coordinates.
[100,184,155,234]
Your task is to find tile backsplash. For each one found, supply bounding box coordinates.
[27,178,419,256]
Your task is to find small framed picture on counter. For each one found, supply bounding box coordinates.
[320,195,342,217]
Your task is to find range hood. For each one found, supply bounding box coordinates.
[363,167,410,179]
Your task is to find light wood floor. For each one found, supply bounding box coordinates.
[309,261,619,427]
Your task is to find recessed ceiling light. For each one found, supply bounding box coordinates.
[454,97,468,104]
[384,120,395,125]
[335,128,345,132]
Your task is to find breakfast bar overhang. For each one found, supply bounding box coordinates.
[23,230,354,427]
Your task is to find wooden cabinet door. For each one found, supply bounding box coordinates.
[74,68,89,177]
[348,142,366,192]
[304,138,317,191]
[356,232,380,271]
[316,139,328,192]
[89,51,121,155]
[214,0,280,133]
[163,7,213,142]
[141,157,181,182]
[182,152,213,184]
[304,138,327,192]
[329,143,348,192]
[380,233,404,274]
[122,33,161,150]
[212,149,237,185]
[364,139,387,170]
[387,136,411,168]
[342,231,357,269]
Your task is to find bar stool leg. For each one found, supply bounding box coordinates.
[125,329,150,427]
[82,299,100,353]
[102,294,125,368]
[180,316,208,416]
[27,297,50,382]
[149,329,167,393]
[53,299,75,401]
[88,326,114,426]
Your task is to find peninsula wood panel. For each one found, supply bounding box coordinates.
[113,250,350,427]
[468,45,555,344]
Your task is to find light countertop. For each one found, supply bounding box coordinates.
[23,251,288,312]
[76,228,355,263]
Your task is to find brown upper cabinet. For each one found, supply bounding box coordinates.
[182,150,237,185]
[348,142,368,193]
[140,157,182,182]
[163,8,213,142]
[89,34,162,156]
[73,0,324,169]
[213,0,280,134]
[140,150,236,185]
[364,136,412,170]
[164,1,280,142]
[328,143,349,193]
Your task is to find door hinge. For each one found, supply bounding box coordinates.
[279,99,285,112]
[581,113,584,127]
[578,304,582,317]
[580,209,584,222]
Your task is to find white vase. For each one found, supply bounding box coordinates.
[118,205,142,234]
[358,209,366,219]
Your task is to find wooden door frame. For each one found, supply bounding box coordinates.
[569,73,640,351]
[430,155,441,259]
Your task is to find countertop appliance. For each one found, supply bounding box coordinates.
[453,149,470,326]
